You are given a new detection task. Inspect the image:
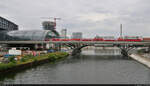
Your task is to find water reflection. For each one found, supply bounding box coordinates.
[82,48,121,56]
[94,49,121,55]
[1,49,150,84]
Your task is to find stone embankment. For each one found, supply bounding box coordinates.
[130,53,150,68]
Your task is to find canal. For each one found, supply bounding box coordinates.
[1,49,150,84]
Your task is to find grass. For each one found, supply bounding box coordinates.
[0,52,69,71]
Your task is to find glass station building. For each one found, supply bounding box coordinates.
[0,16,18,31]
[0,30,59,41]
[0,16,60,49]
[0,16,60,41]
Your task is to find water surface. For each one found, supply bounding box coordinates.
[1,49,150,84]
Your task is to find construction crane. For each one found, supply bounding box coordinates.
[41,17,61,29]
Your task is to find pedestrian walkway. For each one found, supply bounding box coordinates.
[130,54,150,68]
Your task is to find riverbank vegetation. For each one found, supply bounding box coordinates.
[0,52,69,72]
[137,48,150,54]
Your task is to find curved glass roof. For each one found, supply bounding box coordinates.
[0,30,59,41]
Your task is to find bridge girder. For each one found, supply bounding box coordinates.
[1,41,150,56]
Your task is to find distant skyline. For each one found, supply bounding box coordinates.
[1,0,150,38]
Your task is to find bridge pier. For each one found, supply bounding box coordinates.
[102,46,105,50]
[147,46,150,53]
[55,43,61,51]
[71,44,88,56]
[59,44,61,51]
[72,48,81,56]
[121,49,129,57]
[3,41,148,57]
[116,44,135,58]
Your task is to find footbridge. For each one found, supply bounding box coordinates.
[0,41,150,57]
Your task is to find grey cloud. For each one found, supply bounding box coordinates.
[0,0,150,38]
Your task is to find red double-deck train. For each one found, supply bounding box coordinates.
[117,36,143,42]
[45,36,144,42]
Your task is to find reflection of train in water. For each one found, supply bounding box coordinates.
[45,36,149,42]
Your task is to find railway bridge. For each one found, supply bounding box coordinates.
[0,41,150,57]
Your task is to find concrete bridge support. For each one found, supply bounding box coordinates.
[116,44,135,58]
[52,42,145,57]
[54,43,62,51]
[147,46,150,53]
[120,49,129,57]
[71,44,88,56]
[72,48,82,56]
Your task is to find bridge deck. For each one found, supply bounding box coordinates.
[0,41,150,45]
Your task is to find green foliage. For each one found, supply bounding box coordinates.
[8,56,16,63]
[20,57,26,62]
[20,54,34,62]
[23,55,33,59]
[48,54,56,61]
[47,52,69,62]
[137,49,146,54]
[0,62,16,71]
[33,58,38,63]
[0,52,69,71]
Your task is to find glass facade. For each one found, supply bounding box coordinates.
[0,16,18,31]
[0,30,59,41]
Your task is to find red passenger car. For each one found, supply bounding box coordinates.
[117,36,142,42]
[81,39,93,41]
[70,38,81,41]
[143,38,150,42]
[92,38,103,41]
[51,38,61,41]
[60,39,70,41]
[102,36,116,41]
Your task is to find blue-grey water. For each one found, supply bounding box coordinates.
[1,49,150,84]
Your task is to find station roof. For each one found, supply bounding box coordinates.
[0,30,59,41]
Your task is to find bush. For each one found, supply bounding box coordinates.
[20,57,27,62]
[23,55,33,59]
[20,54,34,62]
[0,52,69,72]
[48,54,57,61]
[0,52,69,71]
[8,56,16,63]
[33,58,38,63]
[47,52,69,62]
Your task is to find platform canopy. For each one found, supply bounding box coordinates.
[0,30,59,41]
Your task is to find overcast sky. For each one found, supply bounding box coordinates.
[1,0,150,38]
